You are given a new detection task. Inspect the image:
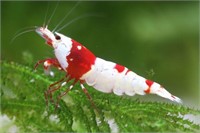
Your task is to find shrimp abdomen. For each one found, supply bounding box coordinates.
[81,57,182,103]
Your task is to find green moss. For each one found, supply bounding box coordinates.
[1,61,200,132]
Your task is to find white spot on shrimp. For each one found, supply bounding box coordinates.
[44,61,49,67]
[77,45,82,50]
[70,58,73,61]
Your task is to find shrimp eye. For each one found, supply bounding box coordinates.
[55,35,61,40]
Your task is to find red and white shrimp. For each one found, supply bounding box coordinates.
[34,26,182,108]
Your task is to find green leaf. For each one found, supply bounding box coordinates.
[1,61,200,132]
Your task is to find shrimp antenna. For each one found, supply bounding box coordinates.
[56,13,102,32]
[53,1,81,32]
[43,2,50,28]
[12,26,37,37]
[10,27,36,44]
[46,0,60,27]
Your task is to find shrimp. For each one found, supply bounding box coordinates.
[34,26,182,109]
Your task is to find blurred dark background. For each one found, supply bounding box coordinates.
[2,1,199,107]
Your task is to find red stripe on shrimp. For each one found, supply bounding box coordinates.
[114,64,125,73]
[145,79,154,94]
[66,39,96,80]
